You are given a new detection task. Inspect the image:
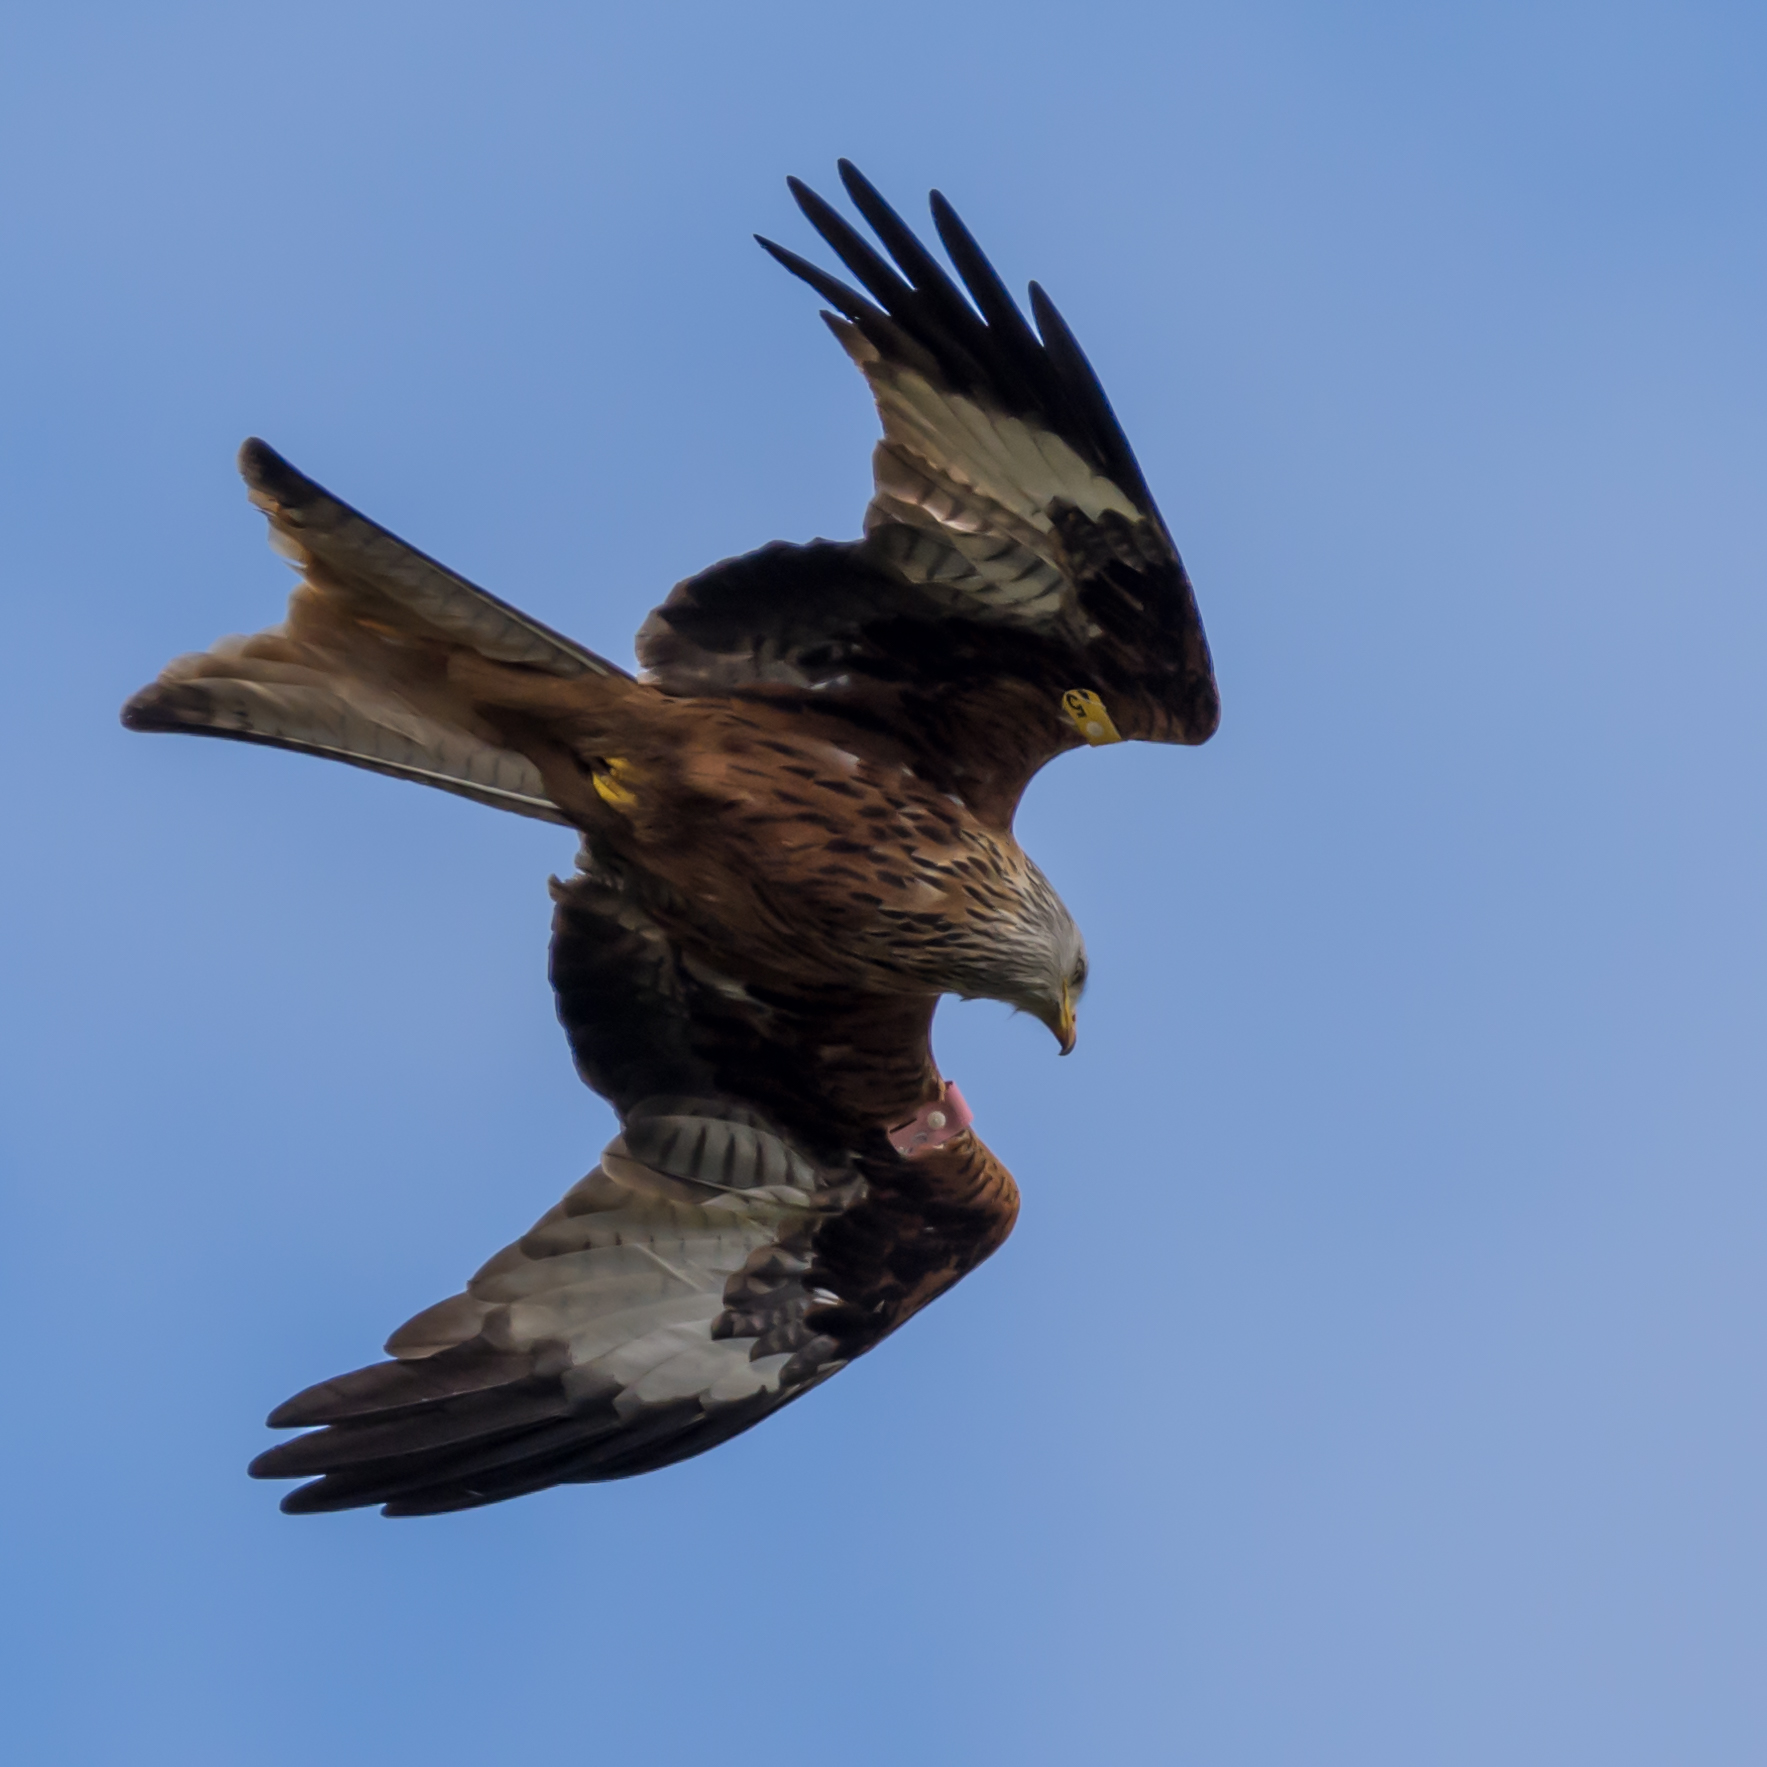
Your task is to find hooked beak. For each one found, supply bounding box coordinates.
[1054,980,1078,1056]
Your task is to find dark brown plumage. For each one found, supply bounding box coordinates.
[122,164,1217,1514]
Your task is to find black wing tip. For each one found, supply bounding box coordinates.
[789,170,880,237]
[272,1481,411,1517]
[262,1365,394,1429]
[769,166,1167,533]
[795,162,886,217]
[264,1394,317,1430]
[1024,281,1088,363]
[276,1478,357,1516]
[926,190,1016,297]
[927,188,964,241]
[779,172,916,313]
[831,159,915,216]
[784,174,832,229]
[755,233,877,322]
[247,1438,306,1479]
[834,159,884,210]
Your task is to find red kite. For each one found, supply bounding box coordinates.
[123,165,1218,1514]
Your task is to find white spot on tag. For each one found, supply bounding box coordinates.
[886,1081,976,1158]
[1061,688,1124,746]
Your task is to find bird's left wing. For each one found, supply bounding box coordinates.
[250,845,1017,1515]
[638,163,1219,826]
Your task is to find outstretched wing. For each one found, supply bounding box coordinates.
[121,439,620,822]
[250,844,1019,1515]
[637,162,1219,827]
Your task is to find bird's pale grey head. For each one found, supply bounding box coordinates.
[952,859,1087,1054]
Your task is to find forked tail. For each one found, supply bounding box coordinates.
[122,439,625,822]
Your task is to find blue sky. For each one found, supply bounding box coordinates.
[4,3,1765,1762]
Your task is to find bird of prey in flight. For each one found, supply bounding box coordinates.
[123,164,1220,1514]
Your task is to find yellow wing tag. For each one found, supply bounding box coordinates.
[590,756,639,810]
[1061,689,1124,746]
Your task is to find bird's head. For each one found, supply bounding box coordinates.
[932,856,1087,1054]
[1032,950,1086,1056]
[1009,865,1087,1056]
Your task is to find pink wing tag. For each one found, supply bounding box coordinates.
[887,1082,975,1158]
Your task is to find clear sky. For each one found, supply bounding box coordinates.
[4,3,1765,1762]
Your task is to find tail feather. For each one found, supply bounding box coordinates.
[237,438,615,679]
[122,659,567,822]
[122,440,628,819]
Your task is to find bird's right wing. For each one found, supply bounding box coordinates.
[638,163,1219,828]
[250,844,1019,1516]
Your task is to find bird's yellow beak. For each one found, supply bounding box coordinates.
[1056,980,1078,1056]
